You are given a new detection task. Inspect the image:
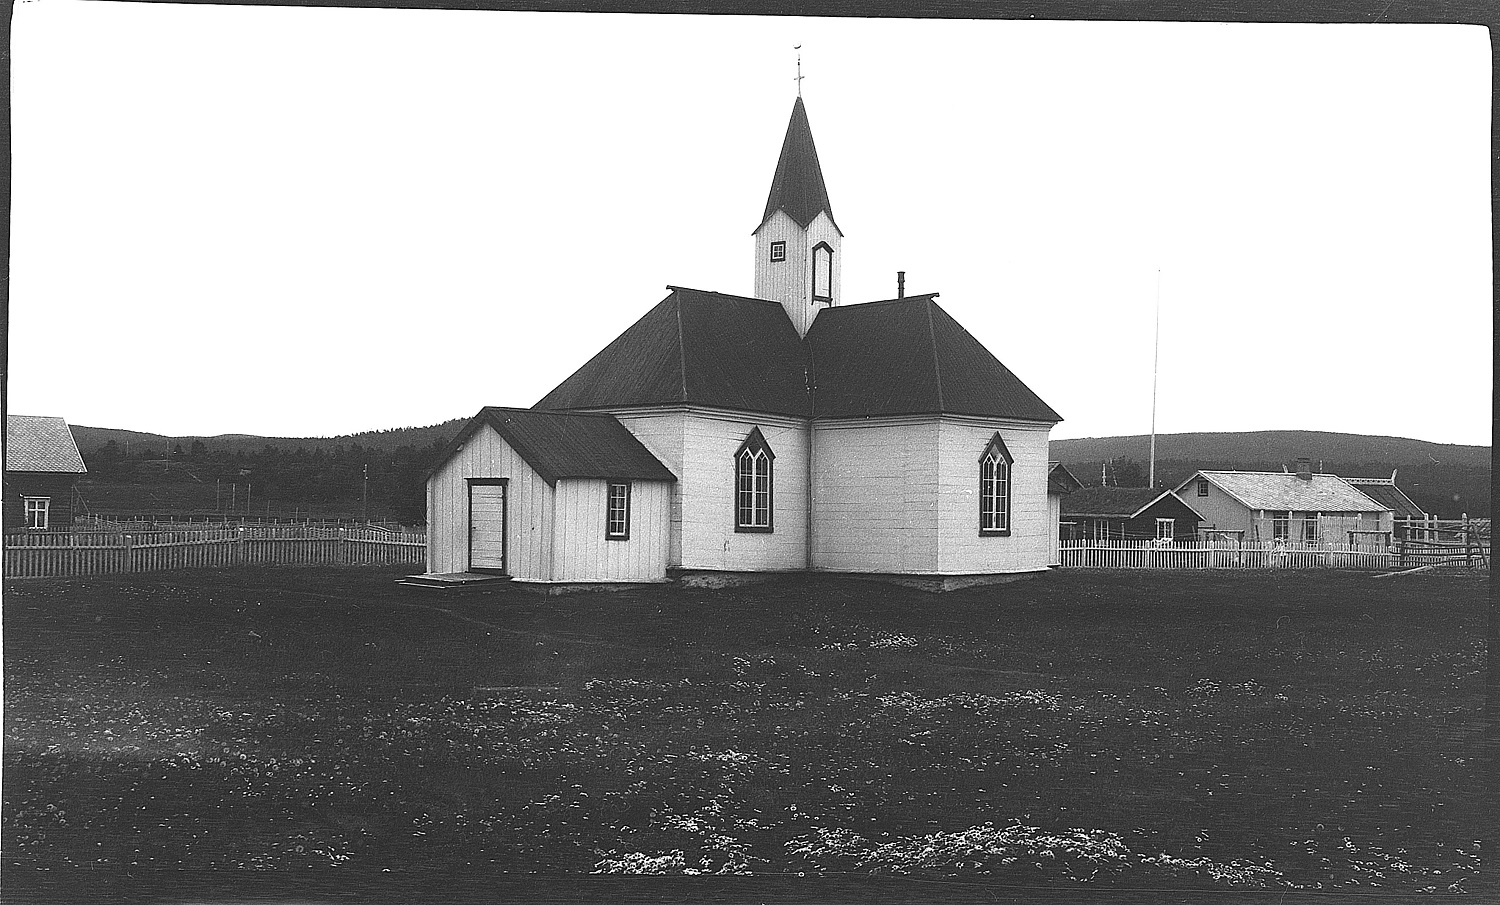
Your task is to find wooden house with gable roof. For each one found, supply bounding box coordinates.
[4,415,88,531]
[423,96,1062,591]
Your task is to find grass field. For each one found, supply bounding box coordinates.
[1,566,1489,898]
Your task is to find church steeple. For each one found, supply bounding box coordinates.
[755,96,843,337]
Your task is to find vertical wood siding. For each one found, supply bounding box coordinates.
[550,479,671,581]
[753,210,842,337]
[935,420,1051,574]
[426,426,553,579]
[811,420,940,573]
[611,411,686,566]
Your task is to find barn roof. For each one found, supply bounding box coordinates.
[1183,471,1389,513]
[1048,462,1084,496]
[437,408,676,486]
[536,287,1061,424]
[5,415,87,474]
[1342,479,1425,518]
[1061,486,1202,520]
[759,96,840,234]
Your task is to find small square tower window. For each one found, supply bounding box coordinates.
[770,241,786,262]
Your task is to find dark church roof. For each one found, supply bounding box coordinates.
[535,287,1061,424]
[535,288,812,418]
[436,407,676,486]
[759,97,840,234]
[806,296,1061,421]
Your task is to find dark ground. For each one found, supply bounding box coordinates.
[1,566,1490,902]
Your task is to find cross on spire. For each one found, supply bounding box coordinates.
[794,45,804,96]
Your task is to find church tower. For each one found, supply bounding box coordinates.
[754,96,843,337]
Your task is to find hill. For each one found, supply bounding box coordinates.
[1050,430,1490,518]
[70,419,469,458]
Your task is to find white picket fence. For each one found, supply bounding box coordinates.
[1059,539,1400,571]
[4,526,426,579]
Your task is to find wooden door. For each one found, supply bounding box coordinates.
[469,481,507,573]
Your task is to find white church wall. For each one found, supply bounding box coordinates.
[810,418,941,574]
[935,419,1052,575]
[677,410,809,572]
[609,409,687,566]
[427,424,554,580]
[550,479,671,582]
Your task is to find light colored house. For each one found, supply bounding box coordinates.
[1173,459,1394,545]
[3,415,88,531]
[423,95,1061,591]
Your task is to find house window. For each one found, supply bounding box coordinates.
[770,241,786,262]
[1156,518,1175,541]
[978,432,1014,536]
[1197,479,1210,497]
[606,482,631,540]
[734,428,774,532]
[1303,512,1319,545]
[24,497,50,530]
[812,242,833,303]
[1272,511,1290,541]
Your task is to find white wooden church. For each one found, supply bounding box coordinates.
[422,95,1063,591]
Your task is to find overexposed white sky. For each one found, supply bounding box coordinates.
[9,5,1493,445]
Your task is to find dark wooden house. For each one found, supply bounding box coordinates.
[4,415,88,531]
[1059,486,1204,542]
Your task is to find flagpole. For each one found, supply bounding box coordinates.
[1149,269,1160,488]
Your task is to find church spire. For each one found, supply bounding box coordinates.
[754,95,844,337]
[758,96,840,234]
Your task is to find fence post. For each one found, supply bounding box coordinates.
[123,534,133,573]
[237,527,246,565]
[338,526,347,565]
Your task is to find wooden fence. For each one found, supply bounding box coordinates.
[1059,539,1401,571]
[4,526,426,579]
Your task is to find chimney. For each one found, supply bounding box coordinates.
[897,271,906,299]
[1296,457,1312,481]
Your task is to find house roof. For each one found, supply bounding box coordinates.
[1047,462,1084,496]
[1182,471,1389,513]
[438,407,676,486]
[1342,480,1425,518]
[759,96,840,234]
[5,415,88,474]
[535,288,1061,424]
[1061,486,1202,520]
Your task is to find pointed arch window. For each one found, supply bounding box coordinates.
[735,427,774,532]
[979,432,1014,536]
[812,242,833,304]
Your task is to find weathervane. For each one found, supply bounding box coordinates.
[794,45,804,96]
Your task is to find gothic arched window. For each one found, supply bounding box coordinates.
[735,427,774,532]
[979,432,1013,536]
[812,242,833,304]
